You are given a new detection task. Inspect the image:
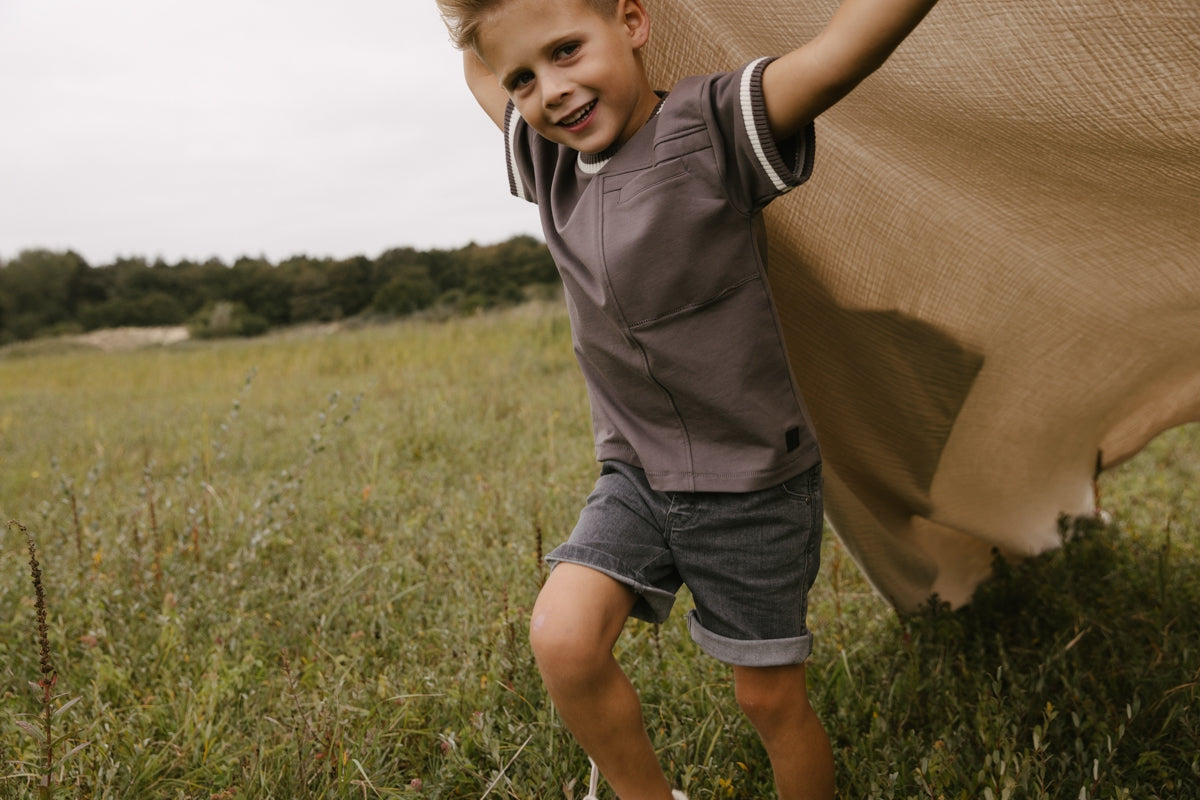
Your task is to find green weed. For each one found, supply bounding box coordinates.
[0,303,1195,798]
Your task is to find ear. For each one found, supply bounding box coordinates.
[620,0,651,50]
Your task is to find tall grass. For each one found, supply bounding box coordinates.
[1,303,1196,799]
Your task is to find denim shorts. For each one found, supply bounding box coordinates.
[546,460,824,667]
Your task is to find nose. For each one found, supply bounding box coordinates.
[540,69,571,109]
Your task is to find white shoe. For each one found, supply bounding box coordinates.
[582,759,689,800]
[583,759,601,800]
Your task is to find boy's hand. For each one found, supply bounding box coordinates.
[762,0,939,140]
[465,50,509,130]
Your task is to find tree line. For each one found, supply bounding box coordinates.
[0,236,558,344]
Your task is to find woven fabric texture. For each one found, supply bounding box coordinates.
[643,0,1200,608]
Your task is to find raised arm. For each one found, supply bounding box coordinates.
[464,50,509,131]
[762,0,940,140]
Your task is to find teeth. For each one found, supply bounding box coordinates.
[561,101,595,126]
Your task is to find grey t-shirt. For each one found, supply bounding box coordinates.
[506,57,820,492]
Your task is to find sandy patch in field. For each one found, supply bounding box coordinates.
[73,326,191,351]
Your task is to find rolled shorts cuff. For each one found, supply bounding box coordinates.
[686,610,813,667]
[546,543,678,624]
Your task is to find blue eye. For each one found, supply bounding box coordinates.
[511,71,534,90]
[557,42,580,59]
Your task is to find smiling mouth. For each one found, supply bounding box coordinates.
[558,100,597,128]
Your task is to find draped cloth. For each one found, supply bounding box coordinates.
[644,0,1200,609]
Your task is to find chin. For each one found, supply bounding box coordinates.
[535,119,620,155]
[574,130,620,154]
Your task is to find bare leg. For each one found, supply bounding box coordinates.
[733,663,834,800]
[530,563,674,800]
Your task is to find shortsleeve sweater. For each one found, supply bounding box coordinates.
[506,57,821,492]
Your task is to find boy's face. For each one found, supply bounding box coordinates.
[476,0,659,154]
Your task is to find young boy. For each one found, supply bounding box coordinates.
[435,0,938,797]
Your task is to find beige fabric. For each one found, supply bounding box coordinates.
[644,0,1200,609]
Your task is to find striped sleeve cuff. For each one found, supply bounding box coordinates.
[504,102,532,202]
[740,56,815,194]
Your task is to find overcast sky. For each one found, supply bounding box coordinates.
[0,0,542,266]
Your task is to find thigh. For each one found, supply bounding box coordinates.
[546,461,682,623]
[673,463,824,657]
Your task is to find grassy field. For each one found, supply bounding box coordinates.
[1,303,1196,799]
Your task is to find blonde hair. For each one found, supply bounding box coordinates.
[436,0,620,51]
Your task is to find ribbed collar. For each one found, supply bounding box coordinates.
[577,93,668,175]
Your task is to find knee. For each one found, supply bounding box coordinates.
[735,677,787,731]
[528,608,608,687]
[734,666,814,737]
[527,563,632,689]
